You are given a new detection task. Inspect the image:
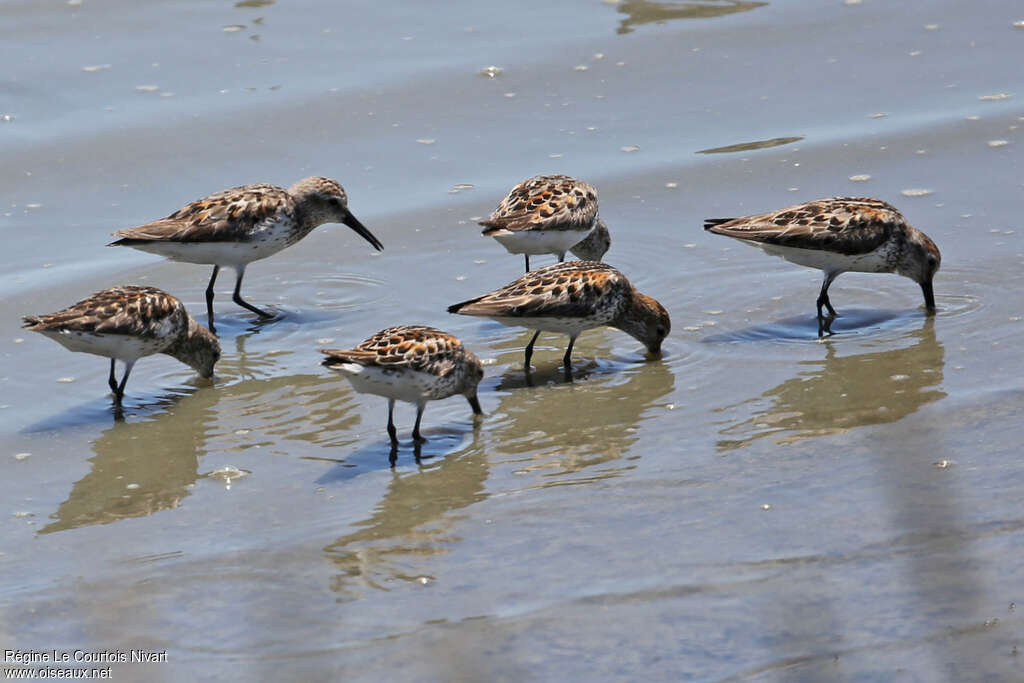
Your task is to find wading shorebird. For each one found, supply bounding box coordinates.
[448,261,670,370]
[23,286,220,402]
[704,197,940,336]
[321,326,484,446]
[480,174,610,272]
[110,177,383,332]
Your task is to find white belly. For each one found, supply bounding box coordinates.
[37,329,170,362]
[490,315,604,336]
[331,364,453,404]
[488,226,593,256]
[124,239,285,268]
[751,242,891,274]
[124,216,298,267]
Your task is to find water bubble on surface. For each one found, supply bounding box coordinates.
[207,466,249,488]
[479,66,503,78]
[869,112,887,118]
[987,140,1009,148]
[125,483,140,490]
[665,182,678,188]
[223,25,246,33]
[620,145,640,153]
[574,65,589,72]
[448,183,474,194]
[978,93,1011,101]
[849,174,872,182]
[934,460,953,469]
[82,64,111,73]
[135,85,159,92]
[416,138,435,145]
[13,453,30,460]
[57,377,75,383]
[901,188,933,197]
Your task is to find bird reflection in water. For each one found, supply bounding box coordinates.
[713,317,944,451]
[322,330,674,598]
[612,0,767,34]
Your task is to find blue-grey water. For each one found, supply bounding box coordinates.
[2,0,1023,680]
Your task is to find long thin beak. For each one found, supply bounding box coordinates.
[920,279,936,312]
[467,393,483,416]
[342,212,384,251]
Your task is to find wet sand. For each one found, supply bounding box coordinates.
[2,0,1024,679]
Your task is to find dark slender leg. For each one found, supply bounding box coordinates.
[412,404,426,443]
[524,330,541,368]
[206,265,220,332]
[386,399,398,445]
[108,359,119,394]
[558,252,565,263]
[524,254,530,272]
[388,442,399,467]
[562,334,577,369]
[114,361,134,402]
[817,272,839,317]
[232,266,273,319]
[816,273,839,338]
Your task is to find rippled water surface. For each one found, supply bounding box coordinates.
[3,0,1024,680]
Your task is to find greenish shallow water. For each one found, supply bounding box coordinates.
[2,0,1024,680]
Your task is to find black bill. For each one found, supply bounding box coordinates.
[921,280,936,311]
[342,212,384,251]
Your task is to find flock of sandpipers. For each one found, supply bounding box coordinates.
[23,174,941,448]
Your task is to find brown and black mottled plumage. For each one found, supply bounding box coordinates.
[481,175,598,234]
[23,286,220,402]
[321,326,484,446]
[448,261,670,369]
[704,197,907,255]
[24,286,184,338]
[704,197,941,336]
[480,175,608,271]
[109,177,382,331]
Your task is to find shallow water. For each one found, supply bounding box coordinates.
[3,0,1024,680]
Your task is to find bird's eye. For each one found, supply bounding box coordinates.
[656,327,666,336]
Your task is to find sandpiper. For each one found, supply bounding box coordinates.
[321,325,484,446]
[448,261,670,369]
[23,286,220,402]
[704,197,941,336]
[480,175,610,271]
[110,177,383,332]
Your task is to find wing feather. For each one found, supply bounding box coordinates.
[704,197,903,255]
[110,184,292,243]
[480,175,598,233]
